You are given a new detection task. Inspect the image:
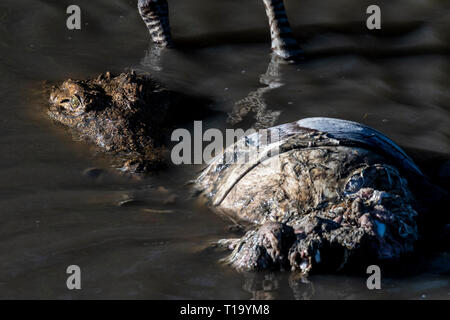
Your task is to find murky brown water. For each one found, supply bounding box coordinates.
[0,0,449,299]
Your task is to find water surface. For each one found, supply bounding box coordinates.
[0,0,448,299]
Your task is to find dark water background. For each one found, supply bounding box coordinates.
[0,0,449,299]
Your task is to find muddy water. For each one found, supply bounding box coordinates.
[0,0,449,299]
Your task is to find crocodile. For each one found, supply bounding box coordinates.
[48,70,209,173]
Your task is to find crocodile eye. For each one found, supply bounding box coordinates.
[71,96,80,108]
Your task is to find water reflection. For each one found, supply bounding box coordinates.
[140,44,165,72]
[227,53,289,130]
[242,272,283,300]
[242,272,317,300]
[139,40,296,131]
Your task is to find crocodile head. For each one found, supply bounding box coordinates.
[48,77,107,126]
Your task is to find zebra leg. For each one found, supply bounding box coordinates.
[262,0,303,59]
[138,0,173,47]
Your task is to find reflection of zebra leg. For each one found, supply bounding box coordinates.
[227,87,280,130]
[227,54,285,129]
[288,273,315,300]
[139,44,165,72]
[260,53,285,87]
[242,272,282,300]
[138,0,173,48]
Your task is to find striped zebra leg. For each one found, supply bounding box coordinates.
[262,0,303,59]
[138,0,173,47]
